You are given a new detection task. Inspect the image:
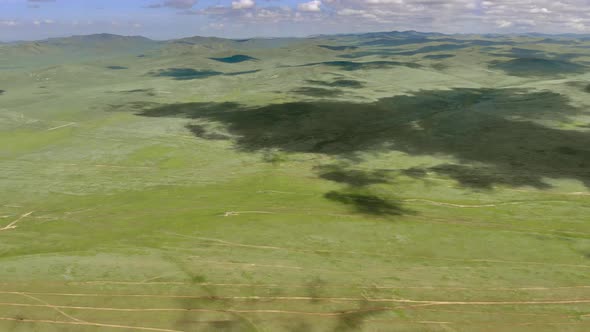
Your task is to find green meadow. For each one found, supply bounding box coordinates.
[1,31,590,331]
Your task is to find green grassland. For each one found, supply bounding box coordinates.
[1,31,590,331]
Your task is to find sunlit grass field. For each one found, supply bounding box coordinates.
[1,32,590,331]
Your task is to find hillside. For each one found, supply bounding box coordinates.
[1,31,590,331]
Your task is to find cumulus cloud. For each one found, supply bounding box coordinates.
[148,0,198,9]
[232,0,256,10]
[298,0,322,12]
[480,0,590,32]
[151,0,590,35]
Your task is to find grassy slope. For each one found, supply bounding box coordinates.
[1,33,590,331]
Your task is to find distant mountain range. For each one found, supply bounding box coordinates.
[4,30,590,45]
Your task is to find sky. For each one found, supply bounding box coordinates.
[1,0,590,41]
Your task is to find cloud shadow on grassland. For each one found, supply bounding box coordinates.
[134,88,590,190]
[489,58,586,77]
[293,60,421,71]
[150,68,261,80]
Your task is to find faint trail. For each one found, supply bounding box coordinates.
[409,215,590,238]
[47,122,75,131]
[402,199,571,208]
[187,258,304,270]
[95,164,152,169]
[403,199,499,208]
[3,297,590,308]
[222,211,278,217]
[6,284,590,299]
[0,212,34,231]
[0,302,392,316]
[256,190,297,194]
[166,233,590,269]
[507,188,590,196]
[17,292,84,323]
[0,317,183,332]
[29,283,590,291]
[410,307,575,319]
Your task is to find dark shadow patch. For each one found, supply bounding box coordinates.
[317,45,359,51]
[135,88,590,189]
[491,48,582,61]
[393,43,470,56]
[337,50,399,59]
[316,165,391,187]
[402,167,428,178]
[151,67,260,80]
[107,101,161,112]
[209,54,257,63]
[121,89,152,93]
[332,301,388,331]
[423,54,455,60]
[324,190,407,216]
[504,47,545,58]
[339,39,509,59]
[137,54,146,58]
[405,164,551,190]
[481,46,501,52]
[536,38,579,45]
[359,37,462,47]
[0,90,4,95]
[296,60,420,71]
[306,277,327,304]
[306,79,364,88]
[430,63,449,71]
[115,88,157,96]
[223,69,261,76]
[292,87,343,98]
[106,65,128,70]
[468,39,516,47]
[151,68,223,80]
[490,58,586,77]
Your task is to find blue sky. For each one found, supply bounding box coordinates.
[1,0,590,41]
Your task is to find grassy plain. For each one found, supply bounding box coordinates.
[1,32,590,331]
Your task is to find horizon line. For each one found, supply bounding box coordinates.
[2,29,590,43]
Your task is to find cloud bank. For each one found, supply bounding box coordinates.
[2,0,590,40]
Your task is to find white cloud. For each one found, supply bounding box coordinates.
[209,22,225,29]
[148,0,198,9]
[0,20,18,26]
[32,19,54,26]
[298,0,322,12]
[365,0,403,4]
[496,19,512,28]
[232,0,255,10]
